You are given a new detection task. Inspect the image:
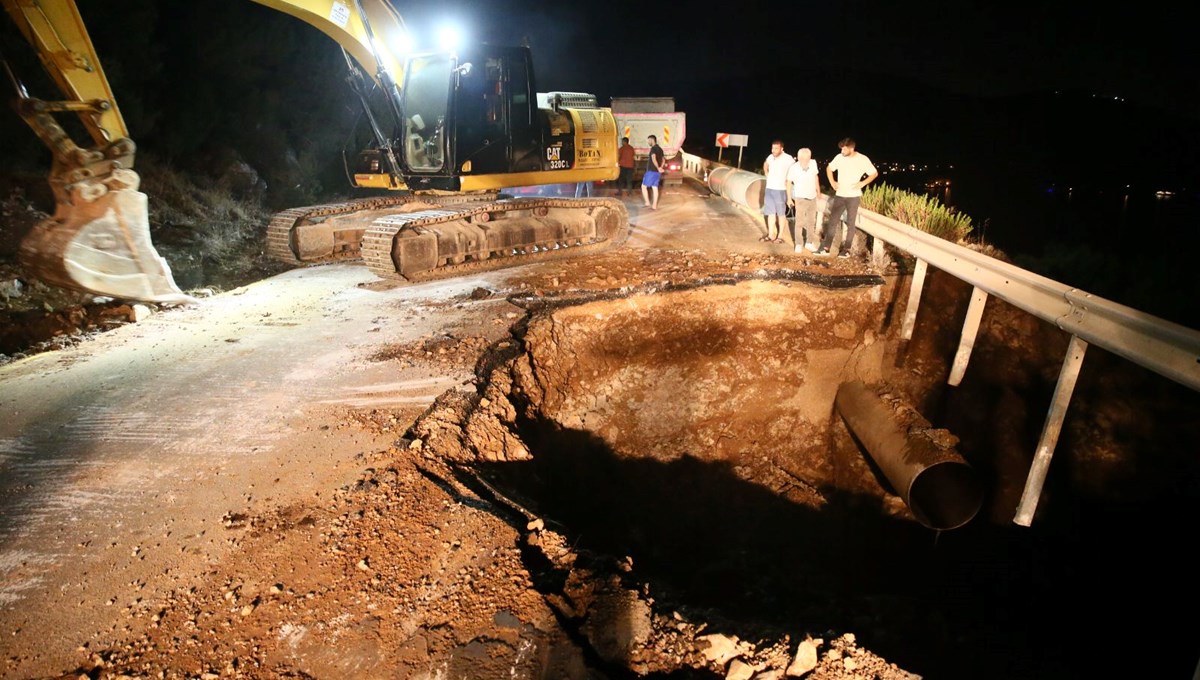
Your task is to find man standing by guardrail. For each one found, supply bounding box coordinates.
[787,147,822,251]
[761,140,795,243]
[816,137,879,258]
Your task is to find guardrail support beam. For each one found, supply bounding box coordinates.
[1014,334,1089,526]
[870,231,885,266]
[949,286,989,386]
[901,258,929,341]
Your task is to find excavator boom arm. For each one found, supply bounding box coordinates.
[2,0,126,145]
[0,0,411,303]
[250,0,408,91]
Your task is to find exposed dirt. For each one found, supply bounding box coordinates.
[2,184,1198,680]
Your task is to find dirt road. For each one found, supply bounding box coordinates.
[0,261,524,671]
[4,182,919,678]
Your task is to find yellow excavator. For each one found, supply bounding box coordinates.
[1,0,627,303]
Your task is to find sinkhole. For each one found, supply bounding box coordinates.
[429,275,1196,678]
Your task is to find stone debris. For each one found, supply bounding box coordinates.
[787,638,819,676]
[726,658,755,679]
[697,632,743,665]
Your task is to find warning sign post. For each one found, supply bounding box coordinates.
[715,132,749,168]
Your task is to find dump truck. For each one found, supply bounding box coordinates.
[611,97,687,186]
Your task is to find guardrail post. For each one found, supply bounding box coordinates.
[901,258,929,341]
[1013,334,1089,526]
[871,231,885,267]
[949,286,989,386]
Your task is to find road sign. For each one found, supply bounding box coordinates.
[716,133,749,167]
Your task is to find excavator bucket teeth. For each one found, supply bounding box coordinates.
[19,188,195,304]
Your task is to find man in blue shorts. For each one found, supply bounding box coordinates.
[641,134,666,210]
[761,140,794,243]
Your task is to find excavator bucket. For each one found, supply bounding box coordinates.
[19,180,195,305]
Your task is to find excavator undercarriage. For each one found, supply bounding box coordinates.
[266,195,630,282]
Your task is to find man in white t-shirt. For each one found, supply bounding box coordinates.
[760,140,794,243]
[785,147,821,251]
[816,137,878,258]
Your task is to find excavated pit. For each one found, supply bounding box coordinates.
[446,278,994,675]
[416,274,1199,678]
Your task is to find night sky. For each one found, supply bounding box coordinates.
[402,1,1194,111]
[3,1,1195,171]
[3,0,1199,319]
[371,0,1200,189]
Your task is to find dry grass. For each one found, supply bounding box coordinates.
[136,157,285,291]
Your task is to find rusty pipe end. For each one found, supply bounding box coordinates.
[908,459,984,531]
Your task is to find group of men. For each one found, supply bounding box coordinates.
[616,134,668,210]
[762,137,878,258]
[611,133,880,259]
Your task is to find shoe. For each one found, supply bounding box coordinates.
[814,249,829,256]
[804,243,818,252]
[838,251,850,259]
[758,235,771,242]
[772,238,784,244]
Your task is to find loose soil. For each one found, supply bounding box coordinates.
[2,183,1198,679]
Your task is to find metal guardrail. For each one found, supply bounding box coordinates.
[855,209,1200,391]
[680,151,1200,526]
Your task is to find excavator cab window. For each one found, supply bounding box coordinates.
[401,54,452,172]
[451,54,509,175]
[507,51,540,173]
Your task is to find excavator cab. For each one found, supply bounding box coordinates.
[398,45,539,190]
[396,45,617,193]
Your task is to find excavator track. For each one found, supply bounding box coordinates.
[265,192,499,265]
[360,196,630,282]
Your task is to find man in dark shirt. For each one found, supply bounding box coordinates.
[641,135,666,210]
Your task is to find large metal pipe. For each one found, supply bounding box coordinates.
[706,166,764,210]
[834,381,983,530]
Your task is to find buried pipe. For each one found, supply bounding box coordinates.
[834,381,983,530]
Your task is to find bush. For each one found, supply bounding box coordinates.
[860,182,973,242]
[135,156,282,290]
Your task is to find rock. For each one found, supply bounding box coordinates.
[786,639,818,676]
[131,304,152,322]
[582,587,652,664]
[697,633,740,665]
[726,659,754,680]
[0,278,24,300]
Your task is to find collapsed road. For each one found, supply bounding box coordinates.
[2,181,1197,679]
